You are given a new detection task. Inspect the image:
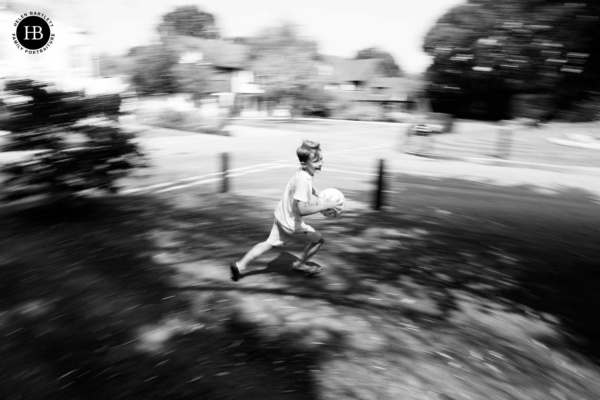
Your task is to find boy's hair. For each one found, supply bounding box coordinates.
[296,140,321,163]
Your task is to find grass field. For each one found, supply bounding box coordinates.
[2,172,600,399]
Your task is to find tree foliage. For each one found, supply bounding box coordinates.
[246,22,333,116]
[157,5,219,39]
[127,45,179,96]
[170,63,215,100]
[128,5,223,97]
[424,0,600,121]
[355,47,404,77]
[0,80,145,202]
[126,43,219,99]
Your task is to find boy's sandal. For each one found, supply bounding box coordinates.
[292,264,323,276]
[230,262,241,282]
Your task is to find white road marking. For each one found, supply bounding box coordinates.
[227,164,293,178]
[121,145,388,194]
[324,168,378,177]
[155,178,222,193]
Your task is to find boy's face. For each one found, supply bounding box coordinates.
[303,151,323,176]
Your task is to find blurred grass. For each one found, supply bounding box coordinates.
[1,182,600,399]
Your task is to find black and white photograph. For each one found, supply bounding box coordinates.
[1,0,600,399]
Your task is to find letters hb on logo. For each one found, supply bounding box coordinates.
[23,26,44,40]
[16,16,51,50]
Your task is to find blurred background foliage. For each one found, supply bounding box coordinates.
[424,0,600,121]
[0,80,145,202]
[245,22,333,117]
[355,47,404,78]
[119,2,600,122]
[157,4,221,39]
[124,5,222,99]
[6,0,599,159]
[126,45,180,96]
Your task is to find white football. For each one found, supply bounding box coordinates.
[318,188,346,218]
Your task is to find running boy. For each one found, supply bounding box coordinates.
[230,139,341,281]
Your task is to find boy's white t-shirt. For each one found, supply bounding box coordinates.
[274,169,313,234]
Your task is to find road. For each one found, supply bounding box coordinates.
[122,121,400,199]
[121,121,600,215]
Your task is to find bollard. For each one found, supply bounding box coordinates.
[221,152,229,193]
[374,159,385,210]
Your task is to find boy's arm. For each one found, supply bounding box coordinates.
[295,199,338,216]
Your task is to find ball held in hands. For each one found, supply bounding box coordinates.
[318,188,346,218]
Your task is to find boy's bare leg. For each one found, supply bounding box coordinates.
[231,241,273,282]
[236,241,273,272]
[293,238,324,269]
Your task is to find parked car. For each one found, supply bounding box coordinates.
[409,122,444,136]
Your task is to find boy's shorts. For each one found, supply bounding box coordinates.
[266,221,322,247]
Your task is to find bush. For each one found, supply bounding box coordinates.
[332,102,381,121]
[555,96,600,122]
[294,88,335,118]
[0,79,146,202]
[135,96,228,134]
[509,94,555,121]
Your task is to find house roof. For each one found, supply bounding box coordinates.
[167,36,249,69]
[370,77,425,95]
[319,55,385,82]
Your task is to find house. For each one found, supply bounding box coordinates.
[317,55,423,115]
[164,36,264,117]
[318,56,387,91]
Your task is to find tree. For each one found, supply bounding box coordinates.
[0,80,145,202]
[127,45,179,96]
[127,6,223,97]
[423,0,600,121]
[355,47,404,77]
[157,5,219,39]
[170,62,215,101]
[246,22,332,116]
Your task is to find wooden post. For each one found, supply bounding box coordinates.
[374,159,385,210]
[221,152,229,193]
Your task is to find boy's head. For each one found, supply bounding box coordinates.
[297,140,323,176]
[296,140,321,163]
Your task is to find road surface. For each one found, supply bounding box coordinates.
[121,122,600,213]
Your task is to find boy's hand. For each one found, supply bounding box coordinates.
[322,199,342,211]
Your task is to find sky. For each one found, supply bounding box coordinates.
[45,0,464,74]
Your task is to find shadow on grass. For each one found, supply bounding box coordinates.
[1,173,600,399]
[0,196,323,400]
[240,252,323,279]
[334,172,600,360]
